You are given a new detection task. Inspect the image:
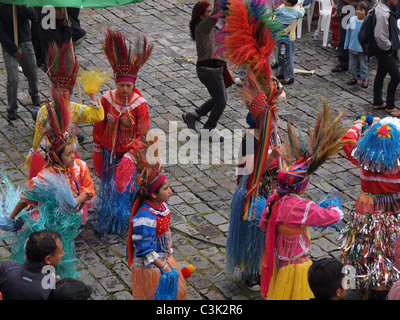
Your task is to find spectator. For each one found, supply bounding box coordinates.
[308,258,347,300]
[67,8,87,46]
[0,230,63,300]
[372,0,400,117]
[274,0,305,85]
[39,7,73,71]
[331,0,359,73]
[0,4,41,121]
[47,278,92,300]
[344,1,370,88]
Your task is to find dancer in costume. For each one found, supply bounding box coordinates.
[227,68,285,290]
[0,87,95,279]
[340,116,400,298]
[259,101,346,299]
[26,42,104,184]
[214,0,285,290]
[92,29,152,236]
[127,129,187,300]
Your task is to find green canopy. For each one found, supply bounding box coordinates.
[0,0,141,8]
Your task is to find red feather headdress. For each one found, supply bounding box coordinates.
[46,42,80,93]
[43,87,73,155]
[103,29,153,84]
[215,0,284,85]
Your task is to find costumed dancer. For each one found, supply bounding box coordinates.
[25,42,103,223]
[214,0,285,290]
[227,70,285,290]
[340,116,400,298]
[127,128,187,300]
[259,101,346,299]
[92,29,152,236]
[0,87,95,279]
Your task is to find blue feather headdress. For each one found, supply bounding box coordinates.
[352,118,400,173]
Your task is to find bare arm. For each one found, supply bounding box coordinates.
[9,200,28,220]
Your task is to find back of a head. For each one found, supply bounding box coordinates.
[287,0,298,6]
[308,258,344,300]
[25,230,61,264]
[47,278,92,300]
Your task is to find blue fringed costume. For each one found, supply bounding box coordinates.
[129,201,187,300]
[0,162,95,279]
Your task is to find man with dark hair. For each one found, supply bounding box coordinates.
[0,230,64,300]
[308,257,347,300]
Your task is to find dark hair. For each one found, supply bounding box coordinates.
[308,258,345,300]
[189,1,209,40]
[356,1,370,13]
[25,230,61,264]
[287,0,298,6]
[47,278,92,300]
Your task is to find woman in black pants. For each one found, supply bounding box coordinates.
[183,1,227,140]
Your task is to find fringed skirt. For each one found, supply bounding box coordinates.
[92,148,138,236]
[266,259,314,300]
[131,256,187,300]
[340,191,400,289]
[226,175,266,280]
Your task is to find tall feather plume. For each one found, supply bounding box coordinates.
[103,29,153,78]
[282,99,350,174]
[215,0,284,82]
[43,87,72,151]
[46,42,79,92]
[240,67,270,107]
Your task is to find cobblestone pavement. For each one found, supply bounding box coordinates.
[0,0,396,301]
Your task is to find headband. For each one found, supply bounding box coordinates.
[146,174,166,196]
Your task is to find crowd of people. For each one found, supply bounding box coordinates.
[0,0,400,302]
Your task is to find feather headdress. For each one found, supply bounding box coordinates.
[215,0,284,83]
[103,29,153,84]
[46,42,80,93]
[282,99,349,179]
[43,87,73,155]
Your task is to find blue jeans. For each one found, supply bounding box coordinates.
[349,51,368,79]
[195,66,227,130]
[277,40,295,80]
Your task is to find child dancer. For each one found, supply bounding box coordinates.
[259,101,347,299]
[127,129,187,300]
[344,1,370,88]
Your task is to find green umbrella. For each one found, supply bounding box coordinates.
[1,0,141,8]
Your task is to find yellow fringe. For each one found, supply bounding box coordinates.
[80,69,111,95]
[24,154,32,172]
[266,260,314,300]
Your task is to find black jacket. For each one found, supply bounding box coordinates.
[0,259,57,300]
[0,4,38,56]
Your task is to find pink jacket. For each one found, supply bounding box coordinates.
[260,194,343,268]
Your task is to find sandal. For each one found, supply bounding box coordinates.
[373,103,386,110]
[385,108,400,117]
